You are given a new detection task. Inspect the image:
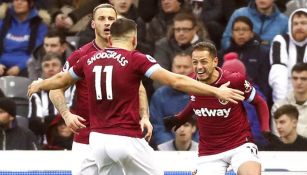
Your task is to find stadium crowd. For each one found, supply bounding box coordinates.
[1,0,307,153]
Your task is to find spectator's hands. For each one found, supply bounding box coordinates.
[55,14,73,29]
[27,79,43,97]
[0,64,5,76]
[140,117,153,142]
[217,81,244,104]
[6,66,20,76]
[62,111,86,134]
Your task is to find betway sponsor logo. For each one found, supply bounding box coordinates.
[193,108,231,118]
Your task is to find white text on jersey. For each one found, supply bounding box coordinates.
[87,50,128,66]
[193,108,231,118]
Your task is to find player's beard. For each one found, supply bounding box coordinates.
[196,68,214,83]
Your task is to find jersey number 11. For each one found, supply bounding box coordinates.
[93,65,113,100]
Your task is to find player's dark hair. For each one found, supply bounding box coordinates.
[232,16,253,31]
[292,63,307,73]
[192,41,217,58]
[45,28,66,44]
[92,3,117,19]
[273,104,299,120]
[110,18,137,38]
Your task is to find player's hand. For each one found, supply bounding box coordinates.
[62,111,86,134]
[163,116,184,132]
[217,81,244,104]
[140,117,153,142]
[27,79,43,97]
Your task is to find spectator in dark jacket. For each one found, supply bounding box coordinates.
[221,16,271,102]
[154,12,206,72]
[0,97,39,150]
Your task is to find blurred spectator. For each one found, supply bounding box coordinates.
[269,8,307,102]
[271,63,307,138]
[48,0,91,35]
[138,0,159,22]
[154,12,206,72]
[43,114,73,150]
[52,0,107,31]
[27,28,75,81]
[284,0,304,16]
[0,97,39,150]
[221,0,288,51]
[222,53,269,149]
[150,52,198,148]
[0,0,48,77]
[146,0,188,51]
[109,0,150,53]
[267,104,307,151]
[158,117,198,151]
[28,53,75,145]
[221,16,270,101]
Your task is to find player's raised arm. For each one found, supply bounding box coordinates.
[27,71,75,97]
[150,67,244,104]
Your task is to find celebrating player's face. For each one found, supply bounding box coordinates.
[92,7,117,40]
[192,50,218,83]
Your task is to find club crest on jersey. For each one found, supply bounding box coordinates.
[244,80,252,93]
[218,99,229,105]
[146,55,157,63]
[62,61,69,72]
[190,95,196,101]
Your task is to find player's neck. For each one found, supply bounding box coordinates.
[203,69,220,85]
[112,41,134,51]
[95,38,108,49]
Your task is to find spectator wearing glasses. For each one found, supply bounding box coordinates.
[271,63,307,138]
[154,12,207,73]
[220,16,270,101]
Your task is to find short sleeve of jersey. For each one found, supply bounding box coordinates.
[229,72,256,103]
[62,49,82,72]
[130,51,160,77]
[69,54,88,80]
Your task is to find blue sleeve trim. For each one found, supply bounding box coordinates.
[69,68,81,80]
[145,64,161,78]
[247,87,256,102]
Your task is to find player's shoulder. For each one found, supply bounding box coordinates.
[132,50,157,63]
[78,41,99,54]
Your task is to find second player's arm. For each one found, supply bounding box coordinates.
[28,72,75,97]
[150,67,244,103]
[138,82,153,141]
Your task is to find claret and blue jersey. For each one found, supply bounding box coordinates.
[69,47,160,138]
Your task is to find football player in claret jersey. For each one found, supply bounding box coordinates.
[48,4,127,175]
[27,18,245,174]
[165,41,270,175]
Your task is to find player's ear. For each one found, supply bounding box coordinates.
[213,57,218,67]
[132,35,137,49]
[91,20,95,29]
